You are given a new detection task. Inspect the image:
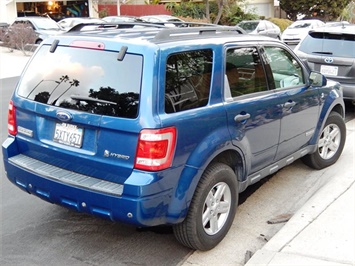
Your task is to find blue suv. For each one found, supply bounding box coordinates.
[2,24,346,250]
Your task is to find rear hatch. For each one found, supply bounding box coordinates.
[12,43,144,184]
[297,30,355,83]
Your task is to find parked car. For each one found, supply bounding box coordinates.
[325,21,350,27]
[281,19,325,45]
[3,24,346,251]
[102,15,140,23]
[42,12,66,22]
[58,17,105,31]
[139,14,184,23]
[0,22,9,41]
[294,24,355,101]
[237,20,281,39]
[10,17,65,44]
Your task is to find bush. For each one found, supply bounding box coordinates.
[167,2,206,20]
[2,24,37,55]
[268,18,293,32]
[167,1,259,25]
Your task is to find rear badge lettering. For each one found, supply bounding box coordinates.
[104,150,130,160]
[18,126,33,137]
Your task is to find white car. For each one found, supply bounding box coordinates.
[139,15,185,27]
[139,15,184,23]
[58,17,104,31]
[281,19,325,45]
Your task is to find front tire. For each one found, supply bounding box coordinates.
[302,112,346,169]
[173,163,238,250]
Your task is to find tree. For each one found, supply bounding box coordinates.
[340,0,355,23]
[280,0,352,21]
[169,0,257,25]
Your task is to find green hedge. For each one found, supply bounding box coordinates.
[268,18,293,32]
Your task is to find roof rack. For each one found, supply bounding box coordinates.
[153,26,245,41]
[65,22,245,42]
[67,22,167,32]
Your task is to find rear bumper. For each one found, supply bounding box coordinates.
[341,83,355,100]
[2,137,177,227]
[326,79,355,100]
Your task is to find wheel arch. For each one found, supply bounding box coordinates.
[167,146,246,224]
[310,95,345,147]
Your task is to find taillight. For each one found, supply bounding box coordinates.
[8,100,17,135]
[135,127,177,171]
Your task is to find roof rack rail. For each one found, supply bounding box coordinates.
[67,22,167,32]
[153,26,245,41]
[65,22,246,41]
[67,21,245,33]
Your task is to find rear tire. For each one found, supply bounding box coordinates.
[302,112,346,170]
[173,163,238,250]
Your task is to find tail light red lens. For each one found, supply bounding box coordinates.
[135,127,177,171]
[8,100,17,135]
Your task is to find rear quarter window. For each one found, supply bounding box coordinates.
[165,49,212,113]
[17,45,143,118]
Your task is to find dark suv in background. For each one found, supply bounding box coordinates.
[295,24,355,102]
[3,23,346,251]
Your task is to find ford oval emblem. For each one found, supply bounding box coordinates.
[324,57,334,64]
[56,111,72,122]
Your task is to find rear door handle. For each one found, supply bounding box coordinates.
[234,113,251,122]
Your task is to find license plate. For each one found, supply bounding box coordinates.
[320,65,338,76]
[53,123,83,148]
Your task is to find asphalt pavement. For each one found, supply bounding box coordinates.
[1,46,354,266]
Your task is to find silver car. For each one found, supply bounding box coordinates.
[11,17,64,44]
[294,24,355,101]
[237,20,281,39]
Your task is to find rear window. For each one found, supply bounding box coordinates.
[17,45,143,118]
[299,32,355,58]
[237,22,258,33]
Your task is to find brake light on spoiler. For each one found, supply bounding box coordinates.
[135,127,177,171]
[70,40,105,50]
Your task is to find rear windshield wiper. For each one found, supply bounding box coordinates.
[70,95,117,105]
[312,52,333,55]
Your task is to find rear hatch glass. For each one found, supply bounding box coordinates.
[300,31,355,58]
[18,45,142,118]
[15,44,143,183]
[298,31,355,79]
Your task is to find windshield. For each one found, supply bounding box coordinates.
[17,45,143,118]
[237,22,258,33]
[299,32,355,57]
[32,19,62,30]
[289,22,312,29]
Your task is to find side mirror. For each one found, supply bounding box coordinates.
[309,71,327,87]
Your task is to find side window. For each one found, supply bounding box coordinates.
[225,47,268,97]
[264,47,305,89]
[165,49,212,113]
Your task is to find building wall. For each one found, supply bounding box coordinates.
[242,0,274,18]
[2,1,17,23]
